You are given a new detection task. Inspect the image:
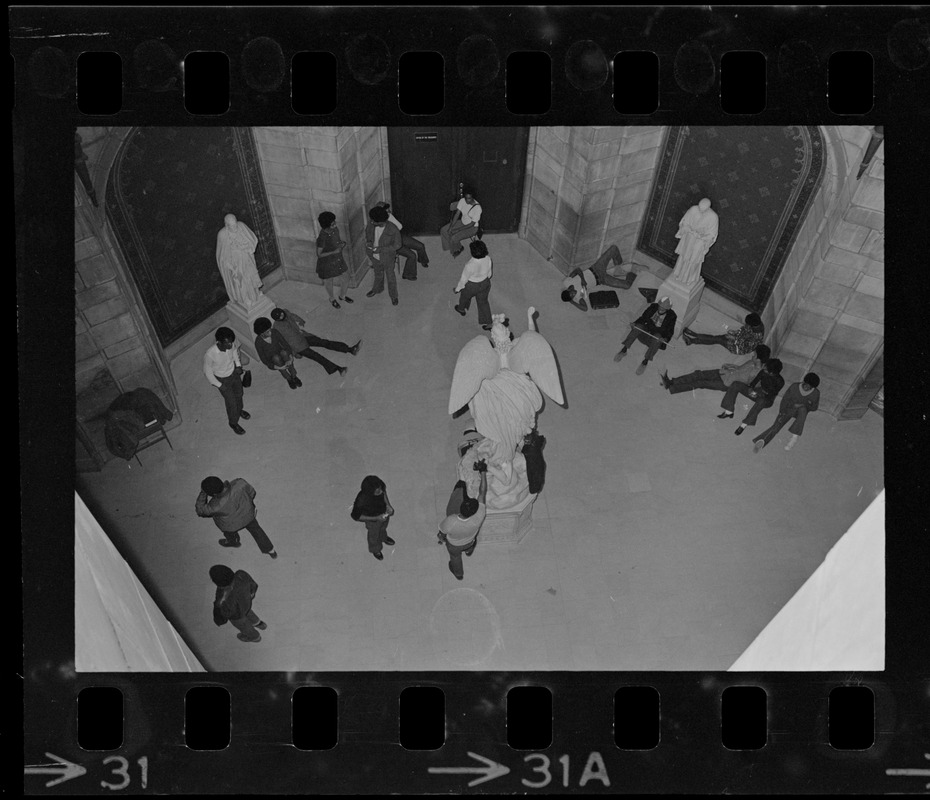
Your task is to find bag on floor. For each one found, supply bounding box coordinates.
[589,290,620,309]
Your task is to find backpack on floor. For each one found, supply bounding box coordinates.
[589,290,620,309]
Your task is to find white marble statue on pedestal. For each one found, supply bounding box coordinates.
[672,198,719,284]
[216,214,263,309]
[448,308,564,510]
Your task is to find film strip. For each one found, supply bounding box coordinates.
[14,5,928,795]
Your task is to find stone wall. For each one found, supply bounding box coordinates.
[521,126,662,275]
[254,126,389,288]
[765,126,884,417]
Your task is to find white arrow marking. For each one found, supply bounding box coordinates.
[428,751,510,787]
[24,752,87,787]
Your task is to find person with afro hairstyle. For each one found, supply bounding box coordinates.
[560,244,637,312]
[753,373,821,452]
[350,475,396,561]
[682,312,766,356]
[453,239,494,329]
[203,326,250,435]
[364,205,402,305]
[209,565,268,643]
[719,358,785,434]
[270,307,355,378]
[438,462,488,580]
[315,211,352,309]
[197,476,278,558]
[253,317,301,389]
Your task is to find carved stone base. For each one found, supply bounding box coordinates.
[657,275,705,339]
[225,295,276,359]
[481,493,537,544]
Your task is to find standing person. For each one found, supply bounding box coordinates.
[661,345,771,395]
[682,312,766,355]
[719,358,785,434]
[203,326,251,435]
[375,201,430,280]
[196,476,278,559]
[350,475,396,561]
[253,317,301,389]
[438,461,488,581]
[440,187,482,257]
[559,244,638,312]
[613,296,677,375]
[453,240,493,330]
[315,211,353,309]
[210,565,268,643]
[753,373,821,453]
[270,307,357,378]
[364,206,402,306]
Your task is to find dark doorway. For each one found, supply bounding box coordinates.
[387,127,529,236]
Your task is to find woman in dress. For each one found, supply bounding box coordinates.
[316,211,353,309]
[350,475,396,561]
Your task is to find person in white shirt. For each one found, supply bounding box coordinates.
[453,240,494,329]
[560,245,637,311]
[375,201,429,280]
[438,463,488,580]
[440,188,482,257]
[202,327,251,435]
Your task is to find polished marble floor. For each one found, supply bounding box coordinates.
[77,234,884,671]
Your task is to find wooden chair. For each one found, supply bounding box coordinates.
[133,414,173,465]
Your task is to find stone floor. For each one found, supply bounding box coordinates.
[76,234,884,671]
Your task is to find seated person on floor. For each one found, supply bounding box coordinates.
[559,244,638,312]
[254,317,301,389]
[613,296,677,375]
[718,357,785,435]
[270,307,357,378]
[660,344,771,395]
[682,312,765,355]
[753,373,821,453]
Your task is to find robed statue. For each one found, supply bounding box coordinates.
[672,198,719,285]
[448,308,564,509]
[216,213,262,309]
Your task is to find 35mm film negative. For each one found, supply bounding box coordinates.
[14,5,928,795]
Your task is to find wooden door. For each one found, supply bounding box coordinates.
[387,128,529,235]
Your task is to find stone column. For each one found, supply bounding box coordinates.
[657,274,705,338]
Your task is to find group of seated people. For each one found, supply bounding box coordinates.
[253,306,362,388]
[659,314,821,452]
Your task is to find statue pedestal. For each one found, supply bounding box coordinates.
[657,275,704,339]
[225,295,275,359]
[482,493,537,545]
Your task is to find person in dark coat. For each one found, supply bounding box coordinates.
[210,565,267,643]
[613,296,678,375]
[254,317,301,389]
[350,475,395,561]
[753,373,822,452]
[521,429,547,495]
[719,358,785,434]
[196,476,278,558]
[270,307,355,377]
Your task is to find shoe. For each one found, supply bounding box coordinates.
[402,276,417,281]
[391,298,398,305]
[681,329,694,345]
[372,551,384,561]
[366,290,378,298]
[294,378,303,387]
[342,295,354,303]
[659,370,672,390]
[338,367,348,377]
[255,621,268,630]
[465,547,475,558]
[219,539,241,547]
[753,440,765,454]
[454,306,466,316]
[268,550,278,559]
[784,435,798,451]
[734,426,745,436]
[635,361,648,375]
[613,350,627,363]
[331,299,341,309]
[481,324,492,331]
[239,410,251,420]
[230,423,246,435]
[717,412,733,419]
[448,562,463,580]
[452,248,463,258]
[288,380,298,390]
[383,536,396,546]
[237,633,261,643]
[421,262,430,269]
[350,339,362,356]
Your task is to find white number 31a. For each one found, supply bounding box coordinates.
[100,756,148,791]
[521,752,610,788]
